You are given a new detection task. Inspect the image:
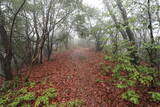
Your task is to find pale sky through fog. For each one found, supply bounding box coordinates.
[83,0,104,10]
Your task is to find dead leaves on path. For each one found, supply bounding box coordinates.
[27,49,112,106]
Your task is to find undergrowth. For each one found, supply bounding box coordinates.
[102,40,160,105]
[0,81,84,107]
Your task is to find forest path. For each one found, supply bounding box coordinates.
[30,48,115,107]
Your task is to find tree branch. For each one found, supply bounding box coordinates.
[10,0,26,44]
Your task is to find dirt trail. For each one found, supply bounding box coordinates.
[30,48,113,107]
[0,48,159,106]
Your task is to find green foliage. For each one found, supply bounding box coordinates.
[122,90,140,104]
[8,92,35,107]
[0,83,84,107]
[141,43,160,64]
[148,92,160,102]
[67,99,84,107]
[104,52,158,105]
[59,99,84,107]
[116,84,127,89]
[104,56,113,61]
[17,87,28,94]
[0,86,58,107]
[29,82,36,88]
[96,79,105,83]
[35,96,49,106]
[0,87,33,106]
[127,80,135,86]
[24,81,36,87]
[0,98,8,106]
[35,88,57,106]
[103,39,159,104]
[104,40,157,87]
[16,92,35,101]
[43,88,57,98]
[49,104,58,107]
[101,63,111,75]
[130,65,155,86]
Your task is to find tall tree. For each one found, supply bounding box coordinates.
[0,0,26,80]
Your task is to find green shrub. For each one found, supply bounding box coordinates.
[35,88,57,106]
[67,99,84,107]
[17,87,28,94]
[122,90,140,104]
[43,88,57,98]
[49,104,58,107]
[0,98,8,106]
[8,92,35,107]
[95,79,105,83]
[103,36,160,105]
[35,96,49,106]
[148,92,160,102]
[59,99,84,107]
[116,83,127,89]
[101,63,111,75]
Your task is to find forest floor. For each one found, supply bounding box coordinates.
[28,48,123,107]
[0,48,159,107]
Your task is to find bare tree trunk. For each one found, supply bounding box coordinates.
[115,0,139,64]
[148,0,154,44]
[47,31,54,61]
[104,1,128,40]
[115,0,135,41]
[0,26,13,80]
[0,1,13,80]
[0,0,26,81]
[40,2,53,63]
[32,0,40,64]
[147,0,156,66]
[39,35,46,64]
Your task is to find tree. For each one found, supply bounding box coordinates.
[0,0,26,81]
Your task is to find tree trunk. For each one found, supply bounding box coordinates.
[0,0,26,81]
[0,25,13,80]
[147,0,156,66]
[105,1,128,40]
[115,0,139,64]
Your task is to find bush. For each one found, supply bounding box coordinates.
[148,92,160,102]
[122,90,140,104]
[103,40,159,104]
[35,88,57,106]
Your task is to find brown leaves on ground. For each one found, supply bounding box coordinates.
[1,48,160,107]
[29,48,111,106]
[19,48,160,107]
